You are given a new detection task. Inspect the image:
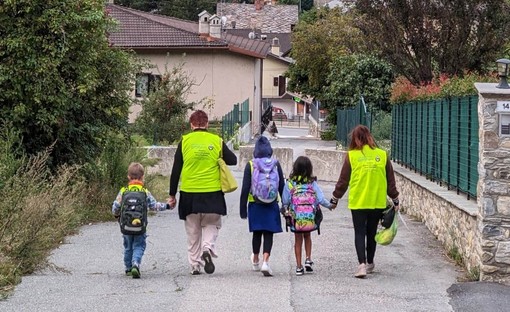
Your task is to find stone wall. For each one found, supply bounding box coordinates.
[475,83,510,284]
[394,165,480,273]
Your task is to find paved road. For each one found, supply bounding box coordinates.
[1,128,508,311]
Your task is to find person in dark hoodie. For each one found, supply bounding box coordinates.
[239,136,284,276]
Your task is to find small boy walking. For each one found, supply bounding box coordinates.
[112,162,169,278]
[282,156,333,276]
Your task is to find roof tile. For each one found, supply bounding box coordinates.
[107,4,270,58]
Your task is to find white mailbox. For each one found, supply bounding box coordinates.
[496,101,510,136]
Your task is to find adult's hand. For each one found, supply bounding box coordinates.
[167,196,177,209]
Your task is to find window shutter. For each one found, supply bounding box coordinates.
[278,76,286,96]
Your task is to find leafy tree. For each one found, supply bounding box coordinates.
[0,0,139,167]
[115,0,223,20]
[159,0,217,21]
[115,0,159,12]
[324,54,394,113]
[352,0,510,84]
[286,7,367,98]
[133,62,208,145]
[278,0,312,11]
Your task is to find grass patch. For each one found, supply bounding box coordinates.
[447,245,463,266]
[467,266,480,281]
[145,174,170,203]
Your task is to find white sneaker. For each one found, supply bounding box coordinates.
[251,254,260,271]
[260,262,273,277]
[355,263,367,278]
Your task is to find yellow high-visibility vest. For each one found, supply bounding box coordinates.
[347,145,387,209]
[180,131,222,192]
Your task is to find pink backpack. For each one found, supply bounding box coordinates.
[288,181,322,233]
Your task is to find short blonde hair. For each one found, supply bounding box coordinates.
[128,162,144,180]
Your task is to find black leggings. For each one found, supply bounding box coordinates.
[252,230,274,255]
[351,209,384,264]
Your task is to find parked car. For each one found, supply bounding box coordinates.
[272,107,287,121]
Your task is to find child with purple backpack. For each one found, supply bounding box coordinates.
[282,156,333,276]
[240,136,285,276]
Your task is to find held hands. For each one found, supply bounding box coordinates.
[329,197,338,210]
[167,196,177,209]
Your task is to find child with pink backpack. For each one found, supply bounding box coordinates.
[282,156,333,276]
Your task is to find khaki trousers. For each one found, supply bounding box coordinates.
[184,213,222,267]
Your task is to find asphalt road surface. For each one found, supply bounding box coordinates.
[1,129,508,311]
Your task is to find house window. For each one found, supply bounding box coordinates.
[135,73,161,97]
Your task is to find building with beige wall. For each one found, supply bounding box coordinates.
[107,4,270,126]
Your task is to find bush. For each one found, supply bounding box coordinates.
[390,73,497,104]
[371,111,392,141]
[320,127,337,141]
[80,133,153,222]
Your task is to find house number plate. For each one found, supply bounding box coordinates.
[496,101,510,112]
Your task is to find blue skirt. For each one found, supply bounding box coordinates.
[248,201,283,233]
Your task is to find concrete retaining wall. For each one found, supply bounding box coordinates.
[304,149,344,182]
[238,146,293,176]
[145,146,176,176]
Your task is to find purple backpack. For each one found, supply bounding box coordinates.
[250,158,279,203]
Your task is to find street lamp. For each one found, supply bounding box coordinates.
[496,58,510,89]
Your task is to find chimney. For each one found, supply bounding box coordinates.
[255,0,264,11]
[231,21,236,29]
[209,15,221,38]
[271,37,280,55]
[198,11,211,35]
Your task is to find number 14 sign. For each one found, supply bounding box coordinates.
[496,101,510,112]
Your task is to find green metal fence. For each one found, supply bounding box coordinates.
[391,96,479,199]
[336,96,372,147]
[221,99,250,139]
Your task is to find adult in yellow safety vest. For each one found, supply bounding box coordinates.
[168,110,237,276]
[330,125,400,279]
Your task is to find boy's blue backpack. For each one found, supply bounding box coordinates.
[119,186,148,235]
[250,157,279,203]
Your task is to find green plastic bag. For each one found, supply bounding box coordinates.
[375,214,398,246]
